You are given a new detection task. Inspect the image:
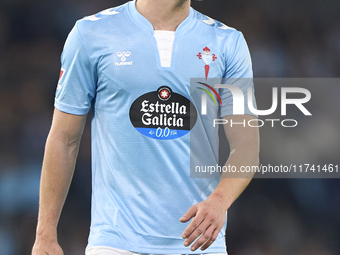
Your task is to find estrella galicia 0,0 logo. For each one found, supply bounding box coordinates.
[129,86,197,140]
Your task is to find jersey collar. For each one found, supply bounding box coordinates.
[128,0,195,35]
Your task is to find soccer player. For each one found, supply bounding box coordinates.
[32,0,259,254]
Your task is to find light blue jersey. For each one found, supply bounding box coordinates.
[55,0,255,253]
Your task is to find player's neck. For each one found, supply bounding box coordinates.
[135,0,191,31]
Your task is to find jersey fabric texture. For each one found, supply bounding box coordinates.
[55,0,255,253]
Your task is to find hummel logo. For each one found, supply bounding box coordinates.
[115,51,132,66]
[117,51,131,61]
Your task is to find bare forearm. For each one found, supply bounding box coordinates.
[36,133,80,240]
[32,109,86,255]
[211,138,260,211]
[181,133,259,251]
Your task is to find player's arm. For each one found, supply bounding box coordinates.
[32,108,87,255]
[180,114,260,251]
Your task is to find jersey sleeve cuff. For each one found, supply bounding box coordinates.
[54,100,90,115]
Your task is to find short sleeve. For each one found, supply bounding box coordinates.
[219,32,257,118]
[54,22,97,115]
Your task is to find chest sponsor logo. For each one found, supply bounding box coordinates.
[129,86,197,140]
[115,51,132,66]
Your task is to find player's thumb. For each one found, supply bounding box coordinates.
[179,205,197,222]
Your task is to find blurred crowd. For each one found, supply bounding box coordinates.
[0,0,339,254]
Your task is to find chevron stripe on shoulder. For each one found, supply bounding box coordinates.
[82,6,121,21]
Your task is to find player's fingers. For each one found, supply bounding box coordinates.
[189,224,215,251]
[200,227,219,251]
[183,218,211,248]
[179,205,197,223]
[181,210,205,239]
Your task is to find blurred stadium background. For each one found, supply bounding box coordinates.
[0,0,340,254]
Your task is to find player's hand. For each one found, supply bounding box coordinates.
[180,193,228,251]
[32,238,64,255]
